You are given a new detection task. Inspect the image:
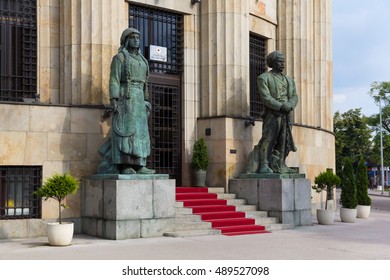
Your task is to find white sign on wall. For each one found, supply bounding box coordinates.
[149,45,167,62]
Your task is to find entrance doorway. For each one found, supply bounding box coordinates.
[129,4,183,183]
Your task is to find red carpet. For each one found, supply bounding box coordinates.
[176,187,269,236]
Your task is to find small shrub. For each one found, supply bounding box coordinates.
[312,169,341,210]
[34,173,80,224]
[356,157,371,206]
[191,138,209,171]
[340,158,357,209]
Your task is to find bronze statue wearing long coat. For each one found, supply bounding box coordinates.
[98,28,154,174]
[250,51,298,174]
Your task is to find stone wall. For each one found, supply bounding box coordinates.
[0,103,108,222]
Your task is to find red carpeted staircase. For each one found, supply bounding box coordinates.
[176,187,269,236]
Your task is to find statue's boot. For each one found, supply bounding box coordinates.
[122,167,136,174]
[138,166,156,174]
[258,138,273,174]
[258,164,273,173]
[280,164,297,174]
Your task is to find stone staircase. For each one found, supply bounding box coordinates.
[163,187,294,237]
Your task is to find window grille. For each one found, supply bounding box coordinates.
[0,0,37,102]
[129,4,184,74]
[249,33,267,118]
[0,166,42,219]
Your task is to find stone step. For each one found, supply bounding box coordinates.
[264,223,294,231]
[175,207,192,215]
[226,198,247,206]
[207,187,225,194]
[253,216,279,224]
[175,201,184,207]
[164,229,221,238]
[173,221,212,231]
[175,214,202,223]
[234,205,257,211]
[244,210,269,218]
[217,193,237,199]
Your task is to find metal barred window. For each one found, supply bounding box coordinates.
[0,166,42,219]
[249,33,267,118]
[0,0,37,102]
[129,4,184,74]
[148,82,181,178]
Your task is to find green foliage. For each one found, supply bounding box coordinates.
[366,81,390,166]
[334,109,372,175]
[191,138,209,171]
[356,157,372,206]
[34,173,80,224]
[340,158,358,209]
[368,81,390,103]
[312,169,341,210]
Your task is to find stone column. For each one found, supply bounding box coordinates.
[277,0,332,131]
[276,0,315,126]
[200,0,250,117]
[313,0,332,131]
[60,0,128,105]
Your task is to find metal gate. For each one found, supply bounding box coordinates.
[129,4,183,182]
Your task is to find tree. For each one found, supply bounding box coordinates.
[333,108,372,175]
[366,81,390,166]
[368,81,390,105]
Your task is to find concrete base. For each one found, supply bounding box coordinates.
[81,175,176,240]
[229,177,312,227]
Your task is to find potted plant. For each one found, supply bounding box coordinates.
[356,157,372,218]
[34,172,80,246]
[312,169,341,224]
[339,158,358,223]
[191,138,209,186]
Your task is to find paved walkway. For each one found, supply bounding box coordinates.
[1,206,390,260]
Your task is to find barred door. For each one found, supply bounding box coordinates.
[129,4,183,183]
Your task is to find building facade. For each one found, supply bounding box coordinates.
[0,0,334,238]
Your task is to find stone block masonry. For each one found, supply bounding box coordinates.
[229,177,312,227]
[81,175,175,239]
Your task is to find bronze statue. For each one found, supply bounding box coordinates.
[247,51,298,174]
[98,28,155,174]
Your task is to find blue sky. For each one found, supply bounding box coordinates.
[332,0,390,117]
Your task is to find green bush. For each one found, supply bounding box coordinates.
[312,169,341,210]
[34,173,80,224]
[191,138,209,171]
[356,157,372,206]
[340,158,358,209]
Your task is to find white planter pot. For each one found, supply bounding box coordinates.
[316,209,335,225]
[340,207,357,223]
[357,205,371,219]
[47,222,74,246]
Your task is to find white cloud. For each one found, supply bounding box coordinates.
[333,86,378,116]
[333,93,346,104]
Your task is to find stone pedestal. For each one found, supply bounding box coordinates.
[229,176,312,227]
[81,174,175,240]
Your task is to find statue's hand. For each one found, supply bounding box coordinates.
[110,98,119,112]
[280,103,292,113]
[145,101,152,112]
